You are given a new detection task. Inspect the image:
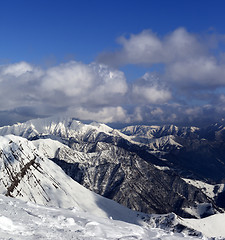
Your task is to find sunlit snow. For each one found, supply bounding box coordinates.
[0,195,205,240]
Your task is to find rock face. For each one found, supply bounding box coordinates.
[0,117,223,217]
[52,142,211,217]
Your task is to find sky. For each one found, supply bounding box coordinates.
[1,0,225,127]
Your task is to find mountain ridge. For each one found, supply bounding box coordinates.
[0,116,225,238]
[0,116,222,218]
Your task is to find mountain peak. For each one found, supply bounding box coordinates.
[0,116,114,141]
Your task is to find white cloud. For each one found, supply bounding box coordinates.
[132,85,171,104]
[0,62,43,110]
[131,72,171,104]
[98,28,225,89]
[0,61,175,125]
[0,62,43,84]
[118,30,163,65]
[0,61,128,110]
[1,62,33,77]
[69,106,129,123]
[185,107,201,116]
[219,94,225,103]
[1,28,225,126]
[42,61,95,97]
[0,61,131,124]
[133,107,143,122]
[166,57,225,87]
[98,28,204,66]
[163,28,204,62]
[42,61,128,105]
[151,107,163,116]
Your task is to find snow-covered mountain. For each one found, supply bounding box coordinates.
[0,117,225,238]
[121,124,200,139]
[121,124,225,182]
[120,124,200,157]
[0,116,116,142]
[0,133,218,239]
[0,134,150,223]
[0,116,218,218]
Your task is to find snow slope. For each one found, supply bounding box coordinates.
[0,134,207,239]
[180,213,225,238]
[0,134,152,225]
[32,138,66,158]
[0,194,210,240]
[183,178,225,199]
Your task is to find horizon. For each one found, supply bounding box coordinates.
[1,0,225,127]
[0,114,224,130]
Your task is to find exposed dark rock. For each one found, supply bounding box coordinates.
[52,141,215,217]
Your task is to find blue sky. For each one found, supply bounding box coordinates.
[0,0,225,126]
[1,0,224,65]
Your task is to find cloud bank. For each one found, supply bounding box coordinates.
[1,28,225,126]
[98,28,225,89]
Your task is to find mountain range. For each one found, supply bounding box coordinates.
[0,116,224,238]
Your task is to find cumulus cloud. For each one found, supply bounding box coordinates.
[0,60,176,125]
[0,58,224,126]
[98,28,204,66]
[42,61,128,106]
[132,85,171,104]
[151,107,163,116]
[1,28,225,126]
[0,61,130,124]
[166,56,225,89]
[1,62,33,77]
[68,106,129,123]
[98,28,225,90]
[0,62,43,110]
[131,73,171,104]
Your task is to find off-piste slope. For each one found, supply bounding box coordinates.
[0,193,213,240]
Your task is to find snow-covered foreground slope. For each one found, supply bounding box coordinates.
[0,134,208,239]
[0,194,206,240]
[0,134,152,224]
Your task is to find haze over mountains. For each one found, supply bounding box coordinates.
[0,116,224,239]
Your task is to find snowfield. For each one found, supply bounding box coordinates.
[180,213,225,239]
[0,194,206,240]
